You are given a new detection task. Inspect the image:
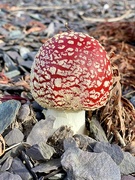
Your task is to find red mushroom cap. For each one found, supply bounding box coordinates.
[30,31,113,110]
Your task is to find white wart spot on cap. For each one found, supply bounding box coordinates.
[58,40,64,43]
[97,80,102,86]
[104,81,110,87]
[54,78,62,87]
[79,33,86,38]
[50,67,56,75]
[67,40,74,44]
[77,42,82,46]
[99,48,103,53]
[58,45,65,49]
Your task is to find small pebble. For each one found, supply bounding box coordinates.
[18,104,30,122]
[119,151,135,175]
[0,100,21,134]
[27,117,55,145]
[32,158,61,173]
[4,128,24,146]
[26,142,55,161]
[0,171,22,180]
[32,101,44,112]
[20,47,30,59]
[10,157,33,180]
[93,141,124,165]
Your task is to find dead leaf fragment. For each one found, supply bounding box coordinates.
[24,20,46,35]
[0,134,5,156]
[0,72,10,84]
[99,64,135,146]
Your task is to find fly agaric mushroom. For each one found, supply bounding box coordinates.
[30,31,113,134]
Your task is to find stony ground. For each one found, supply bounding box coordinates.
[0,0,135,180]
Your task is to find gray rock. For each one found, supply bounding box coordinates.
[121,175,135,180]
[10,157,33,180]
[20,151,37,179]
[27,52,37,61]
[0,100,21,133]
[119,151,135,175]
[3,53,17,71]
[89,116,108,142]
[73,134,97,151]
[63,137,77,151]
[26,142,55,161]
[48,126,74,156]
[49,126,74,144]
[19,46,30,59]
[48,173,66,180]
[5,70,20,78]
[1,156,13,171]
[0,143,24,165]
[6,50,23,64]
[0,171,22,180]
[9,30,24,39]
[93,141,124,165]
[27,116,55,145]
[32,158,61,173]
[17,104,30,122]
[61,147,121,180]
[4,128,24,146]
[20,60,33,70]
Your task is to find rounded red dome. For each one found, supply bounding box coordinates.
[30,31,113,110]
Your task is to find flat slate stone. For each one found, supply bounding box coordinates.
[27,116,55,145]
[89,116,108,142]
[73,134,97,150]
[1,156,13,171]
[61,147,121,180]
[119,151,135,175]
[4,128,24,146]
[0,171,22,180]
[10,157,33,180]
[32,158,61,173]
[26,142,55,161]
[93,141,124,165]
[0,100,21,133]
[63,137,77,151]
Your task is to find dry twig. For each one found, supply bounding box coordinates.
[81,10,133,22]
[10,5,75,11]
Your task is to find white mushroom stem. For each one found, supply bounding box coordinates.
[44,109,87,134]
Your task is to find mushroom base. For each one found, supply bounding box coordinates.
[44,109,87,135]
